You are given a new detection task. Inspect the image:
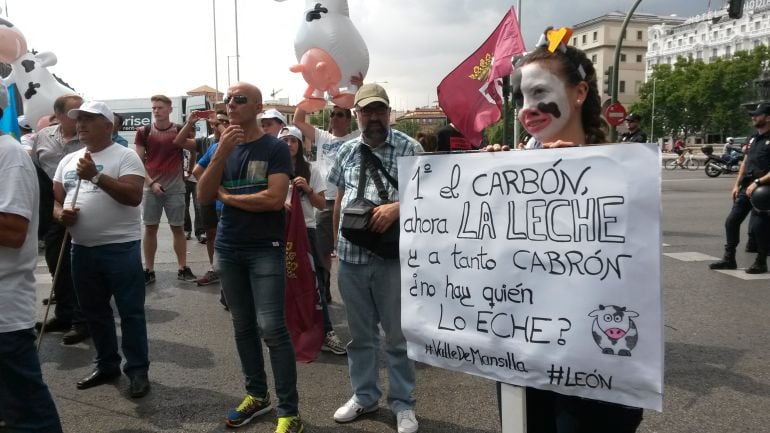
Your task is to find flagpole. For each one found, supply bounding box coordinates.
[512,0,522,148]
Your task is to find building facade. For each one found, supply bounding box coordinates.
[572,12,685,107]
[646,1,770,78]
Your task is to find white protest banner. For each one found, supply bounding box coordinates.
[398,142,663,411]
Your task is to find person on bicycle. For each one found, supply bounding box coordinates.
[672,137,687,167]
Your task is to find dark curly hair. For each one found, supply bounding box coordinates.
[516,33,608,145]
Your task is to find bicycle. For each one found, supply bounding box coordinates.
[665,148,700,170]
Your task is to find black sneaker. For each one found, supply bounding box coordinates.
[197,233,207,244]
[62,324,90,345]
[178,266,197,282]
[35,316,71,333]
[144,268,156,286]
[745,258,768,274]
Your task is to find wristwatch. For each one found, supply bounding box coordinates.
[91,172,102,185]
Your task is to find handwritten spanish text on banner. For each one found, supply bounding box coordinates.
[398,143,663,411]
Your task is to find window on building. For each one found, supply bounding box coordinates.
[725,46,732,58]
[755,39,762,48]
[620,53,626,62]
[712,48,718,57]
[582,34,586,44]
[727,28,733,36]
[636,54,643,62]
[619,81,626,93]
[667,41,672,48]
[696,50,703,59]
[736,42,743,52]
[666,56,672,64]
[637,30,643,40]
[647,60,653,69]
[591,54,597,63]
[741,24,746,32]
[756,21,761,30]
[713,31,718,39]
[634,81,642,94]
[573,37,577,45]
[689,36,695,44]
[702,34,706,42]
[678,39,683,46]
[593,31,597,41]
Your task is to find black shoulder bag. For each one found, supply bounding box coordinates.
[340,145,400,259]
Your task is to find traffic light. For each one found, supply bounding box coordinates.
[728,0,744,19]
[603,66,614,95]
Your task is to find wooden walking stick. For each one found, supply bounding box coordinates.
[37,178,81,352]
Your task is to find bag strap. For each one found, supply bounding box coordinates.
[360,145,390,203]
[355,147,368,200]
[360,144,398,189]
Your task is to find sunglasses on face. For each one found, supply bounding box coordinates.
[224,95,248,105]
[359,105,389,116]
[331,111,347,118]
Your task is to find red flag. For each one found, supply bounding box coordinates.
[284,188,324,363]
[437,7,525,146]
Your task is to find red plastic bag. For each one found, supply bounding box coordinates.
[284,187,324,362]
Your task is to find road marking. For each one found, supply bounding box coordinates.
[713,269,770,280]
[663,252,720,262]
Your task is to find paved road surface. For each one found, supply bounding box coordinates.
[25,167,770,433]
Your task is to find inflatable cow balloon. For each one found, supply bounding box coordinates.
[277,0,369,111]
[0,18,74,130]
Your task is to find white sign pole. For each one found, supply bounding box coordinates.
[500,384,526,433]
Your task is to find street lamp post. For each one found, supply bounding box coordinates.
[650,77,656,144]
[213,0,219,103]
[234,0,240,81]
[227,55,238,88]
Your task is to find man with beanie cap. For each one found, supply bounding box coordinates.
[328,83,422,433]
[53,101,151,398]
[0,82,63,433]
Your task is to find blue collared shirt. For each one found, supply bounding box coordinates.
[327,128,423,264]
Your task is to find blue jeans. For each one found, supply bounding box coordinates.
[71,241,149,375]
[338,257,416,414]
[216,246,299,417]
[0,328,63,432]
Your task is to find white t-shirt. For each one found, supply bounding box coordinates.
[53,143,145,247]
[0,135,39,333]
[315,128,359,200]
[286,162,326,228]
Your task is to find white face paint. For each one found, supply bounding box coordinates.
[516,63,572,143]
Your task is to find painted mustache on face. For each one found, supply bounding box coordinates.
[513,62,572,142]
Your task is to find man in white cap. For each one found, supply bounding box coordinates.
[52,101,151,398]
[328,83,422,433]
[0,83,63,433]
[260,108,287,137]
[17,115,34,151]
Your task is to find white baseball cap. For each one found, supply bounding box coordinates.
[67,101,114,124]
[278,126,303,143]
[258,108,287,125]
[18,115,32,130]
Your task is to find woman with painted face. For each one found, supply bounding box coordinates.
[488,28,643,433]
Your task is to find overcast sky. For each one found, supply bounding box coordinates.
[5,0,711,110]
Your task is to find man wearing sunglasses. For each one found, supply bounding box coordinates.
[293,87,361,305]
[197,83,304,433]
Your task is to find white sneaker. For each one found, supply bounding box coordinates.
[397,409,418,433]
[333,397,378,423]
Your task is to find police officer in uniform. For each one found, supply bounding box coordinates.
[710,103,770,274]
[620,113,648,143]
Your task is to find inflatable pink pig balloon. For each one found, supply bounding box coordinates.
[278,0,369,112]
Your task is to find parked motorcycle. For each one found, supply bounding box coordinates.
[701,145,743,178]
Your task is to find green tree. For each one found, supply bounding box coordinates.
[631,45,770,141]
[395,119,420,138]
